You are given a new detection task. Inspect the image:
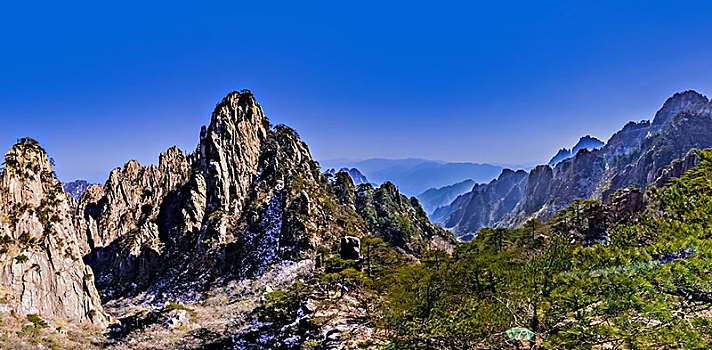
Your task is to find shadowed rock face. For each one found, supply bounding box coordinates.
[439,90,712,238]
[0,138,107,326]
[439,169,528,236]
[417,179,475,215]
[75,90,454,301]
[62,180,94,200]
[548,135,605,167]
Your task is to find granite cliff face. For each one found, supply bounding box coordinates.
[0,138,106,326]
[439,90,712,239]
[75,90,453,300]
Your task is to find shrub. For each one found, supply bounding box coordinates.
[26,314,48,328]
[164,302,198,322]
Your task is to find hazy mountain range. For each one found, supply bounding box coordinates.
[436,90,712,240]
[319,158,504,196]
[548,135,605,167]
[416,179,476,214]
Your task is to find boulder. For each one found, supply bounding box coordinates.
[340,236,361,261]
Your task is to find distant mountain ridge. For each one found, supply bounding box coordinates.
[319,158,504,195]
[437,90,712,239]
[548,135,605,166]
[324,167,369,184]
[417,179,475,215]
[62,179,94,200]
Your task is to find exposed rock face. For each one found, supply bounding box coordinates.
[77,146,192,297]
[651,90,709,129]
[75,90,454,300]
[197,93,269,217]
[606,187,645,224]
[652,150,700,188]
[0,138,106,326]
[521,165,553,214]
[439,90,712,238]
[62,180,94,200]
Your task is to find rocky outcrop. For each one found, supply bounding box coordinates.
[440,90,712,238]
[606,187,645,224]
[0,138,106,326]
[340,236,361,261]
[75,90,454,300]
[652,150,700,188]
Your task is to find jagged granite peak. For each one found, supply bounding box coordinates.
[197,90,269,216]
[605,120,652,157]
[0,138,107,326]
[76,90,454,300]
[442,90,712,239]
[62,180,95,200]
[548,135,604,167]
[652,90,709,127]
[572,135,604,154]
[548,148,571,167]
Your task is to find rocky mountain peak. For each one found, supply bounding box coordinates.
[198,89,270,215]
[548,135,604,167]
[652,90,709,126]
[572,135,604,154]
[73,90,454,302]
[0,138,107,326]
[2,138,53,206]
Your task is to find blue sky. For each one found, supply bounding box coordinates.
[2,1,712,183]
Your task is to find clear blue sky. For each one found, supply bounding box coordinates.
[2,1,712,183]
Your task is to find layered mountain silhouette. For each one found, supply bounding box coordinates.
[417,179,475,215]
[548,135,604,166]
[437,90,712,239]
[320,158,503,196]
[324,167,369,184]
